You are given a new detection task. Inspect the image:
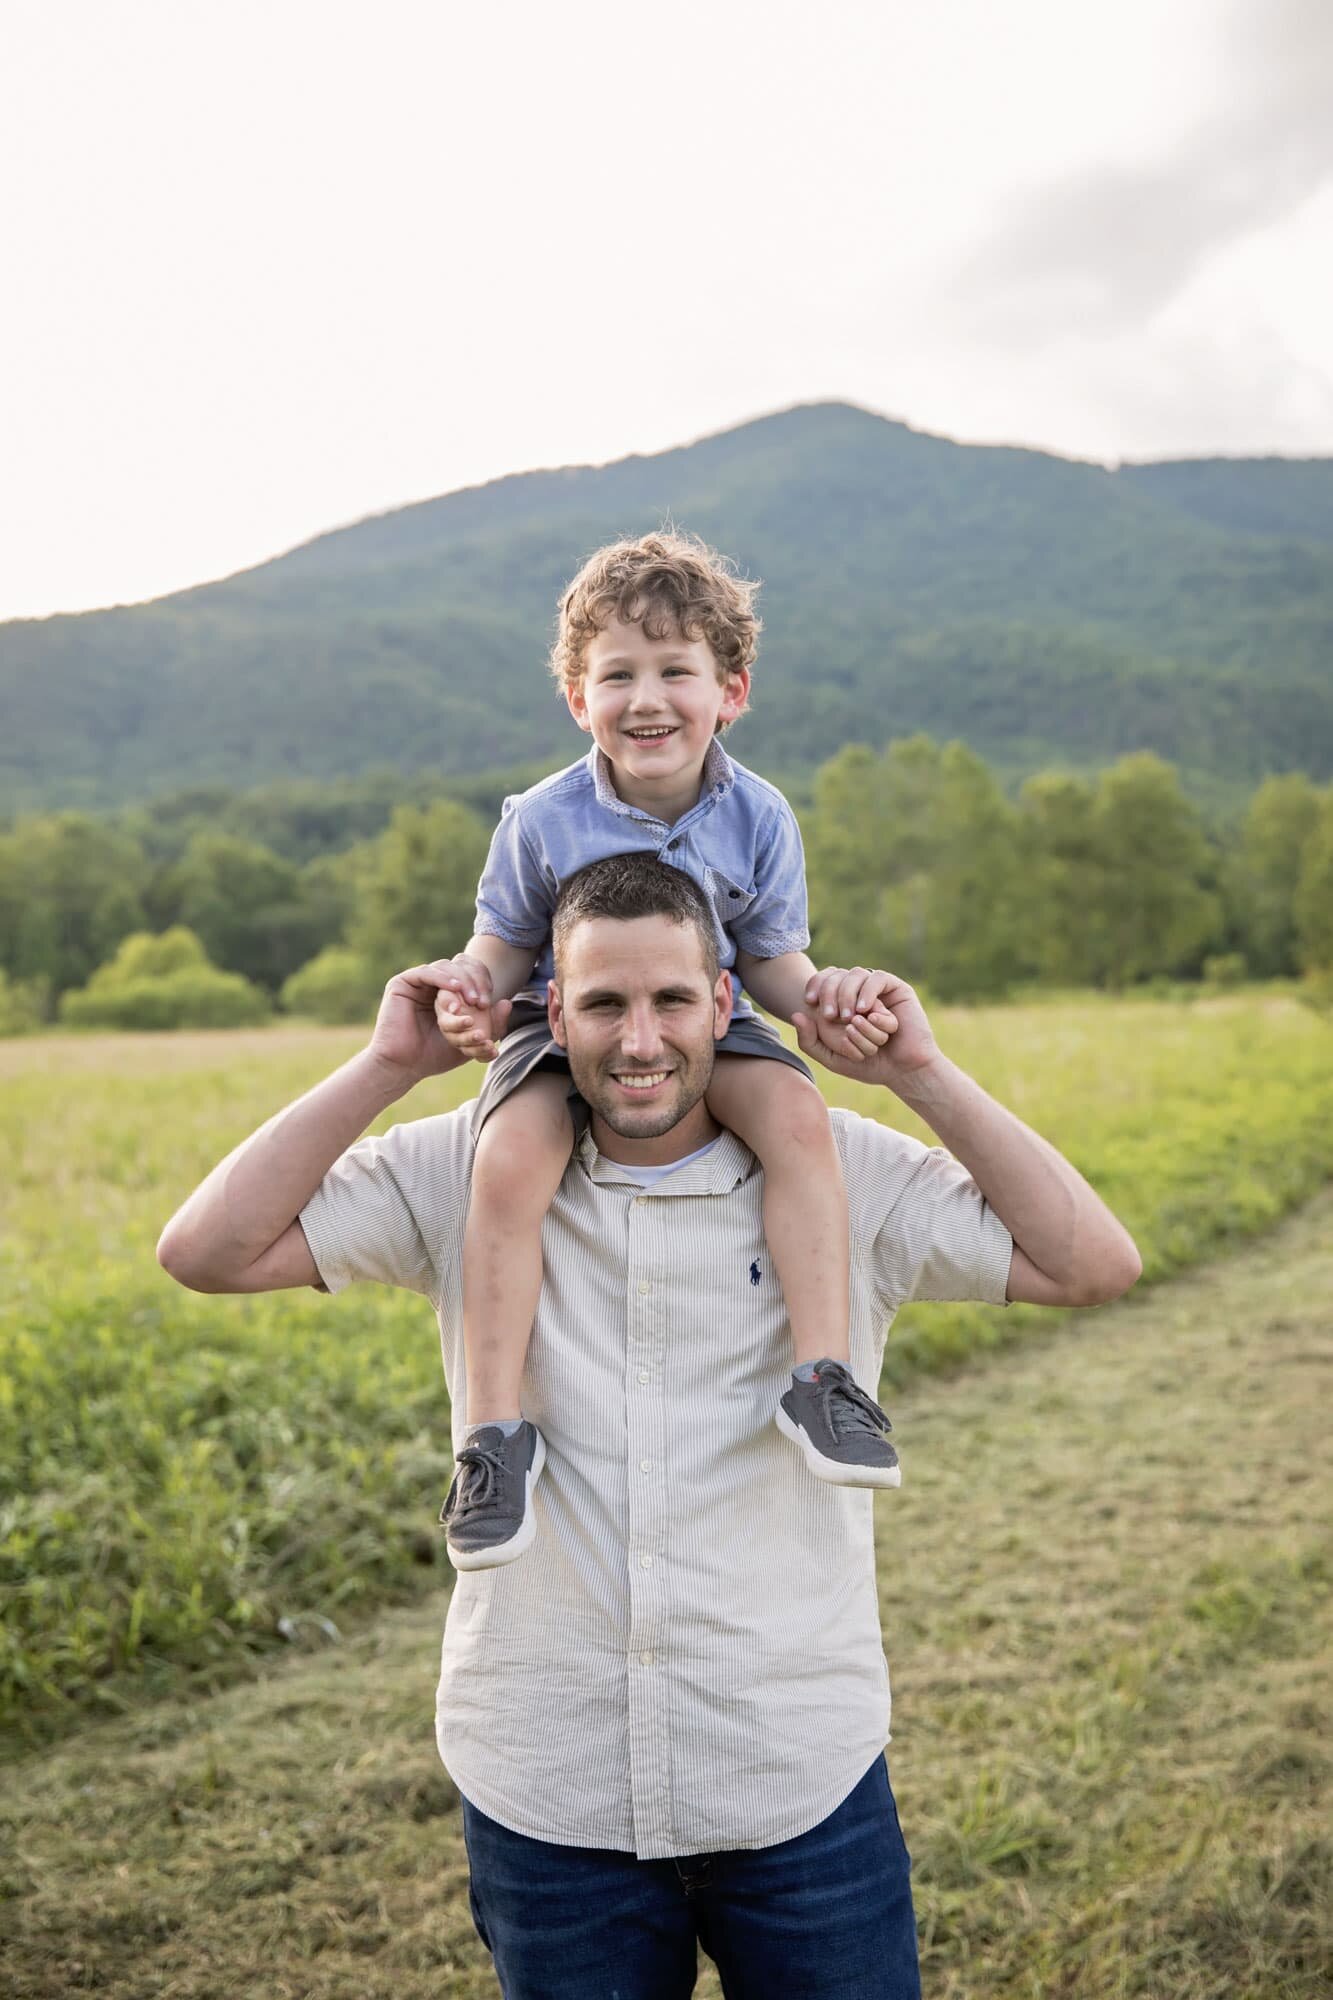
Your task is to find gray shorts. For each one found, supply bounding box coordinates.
[470,999,814,1138]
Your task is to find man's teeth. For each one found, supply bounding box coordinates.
[617,1071,668,1090]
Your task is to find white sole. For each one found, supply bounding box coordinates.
[447,1430,549,1570]
[775,1406,902,1489]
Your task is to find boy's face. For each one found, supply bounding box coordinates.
[565,612,749,795]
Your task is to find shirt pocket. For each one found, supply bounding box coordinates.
[703,866,756,943]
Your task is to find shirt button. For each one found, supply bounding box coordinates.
[638,1370,650,1384]
[637,1279,651,1296]
[640,1554,654,1569]
[639,1458,652,1473]
[640,1650,655,1666]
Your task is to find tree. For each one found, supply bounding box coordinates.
[1018,773,1107,987]
[1294,791,1333,971]
[1230,773,1321,976]
[156,833,327,991]
[0,813,148,1002]
[345,799,492,980]
[1089,754,1222,984]
[805,736,1022,998]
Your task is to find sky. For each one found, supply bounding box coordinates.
[2,0,1331,623]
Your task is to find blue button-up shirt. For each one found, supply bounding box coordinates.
[474,741,811,1009]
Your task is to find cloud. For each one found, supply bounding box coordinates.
[947,0,1333,336]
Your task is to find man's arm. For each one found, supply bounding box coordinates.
[792,975,1141,1307]
[156,961,467,1294]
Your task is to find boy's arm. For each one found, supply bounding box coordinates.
[735,948,818,1023]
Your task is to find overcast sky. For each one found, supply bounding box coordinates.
[2,0,1331,623]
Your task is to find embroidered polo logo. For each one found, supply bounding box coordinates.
[749,1261,762,1286]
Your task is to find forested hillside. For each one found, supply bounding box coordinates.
[4,402,1331,813]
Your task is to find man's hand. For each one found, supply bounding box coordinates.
[792,969,939,1085]
[367,961,493,1082]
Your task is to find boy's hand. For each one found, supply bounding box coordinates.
[799,965,899,1062]
[435,993,513,1065]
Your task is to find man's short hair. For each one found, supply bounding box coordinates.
[549,529,760,729]
[552,853,721,984]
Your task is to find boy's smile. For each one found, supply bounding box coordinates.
[566,613,750,821]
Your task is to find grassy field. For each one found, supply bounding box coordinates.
[2,993,1332,1745]
[5,1187,1329,1998]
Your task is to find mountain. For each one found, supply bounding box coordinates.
[4,401,1331,815]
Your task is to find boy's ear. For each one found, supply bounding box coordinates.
[564,680,592,732]
[717,668,750,726]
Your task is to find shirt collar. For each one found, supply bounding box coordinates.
[588,739,736,825]
[577,1122,753,1196]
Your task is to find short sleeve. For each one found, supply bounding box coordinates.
[835,1111,1013,1310]
[474,796,557,950]
[731,800,811,958]
[298,1110,475,1303]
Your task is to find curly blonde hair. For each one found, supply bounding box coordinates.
[549,529,761,727]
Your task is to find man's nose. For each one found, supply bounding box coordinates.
[619,1003,665,1061]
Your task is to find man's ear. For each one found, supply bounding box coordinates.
[564,681,592,733]
[548,978,568,1048]
[713,970,734,1041]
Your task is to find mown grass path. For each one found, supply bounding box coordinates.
[5,1192,1329,1998]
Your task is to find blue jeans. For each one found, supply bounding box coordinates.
[461,1757,921,1999]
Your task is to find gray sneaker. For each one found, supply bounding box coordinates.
[440,1422,548,1570]
[776,1361,901,1489]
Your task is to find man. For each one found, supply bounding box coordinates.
[158,852,1140,1999]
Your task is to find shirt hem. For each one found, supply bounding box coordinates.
[442,1737,892,1862]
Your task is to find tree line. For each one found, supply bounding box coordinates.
[1,743,1331,1032]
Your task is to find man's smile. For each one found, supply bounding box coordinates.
[611,1068,672,1093]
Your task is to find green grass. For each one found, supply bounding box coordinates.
[4,1189,1329,1998]
[2,993,1331,1742]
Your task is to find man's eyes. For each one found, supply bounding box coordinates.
[581,995,691,1010]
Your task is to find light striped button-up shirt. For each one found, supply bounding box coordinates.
[300,1104,1012,1859]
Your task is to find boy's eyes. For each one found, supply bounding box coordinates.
[599,665,692,681]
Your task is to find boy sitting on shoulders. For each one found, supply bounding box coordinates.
[436,530,902,1569]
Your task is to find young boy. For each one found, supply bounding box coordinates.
[435,531,902,1570]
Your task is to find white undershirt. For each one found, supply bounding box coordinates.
[602,1135,724,1189]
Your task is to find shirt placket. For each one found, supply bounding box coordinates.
[623,1191,673,1856]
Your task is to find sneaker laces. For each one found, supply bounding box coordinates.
[440,1439,507,1526]
[812,1362,893,1442]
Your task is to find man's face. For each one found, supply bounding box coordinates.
[548,914,731,1147]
